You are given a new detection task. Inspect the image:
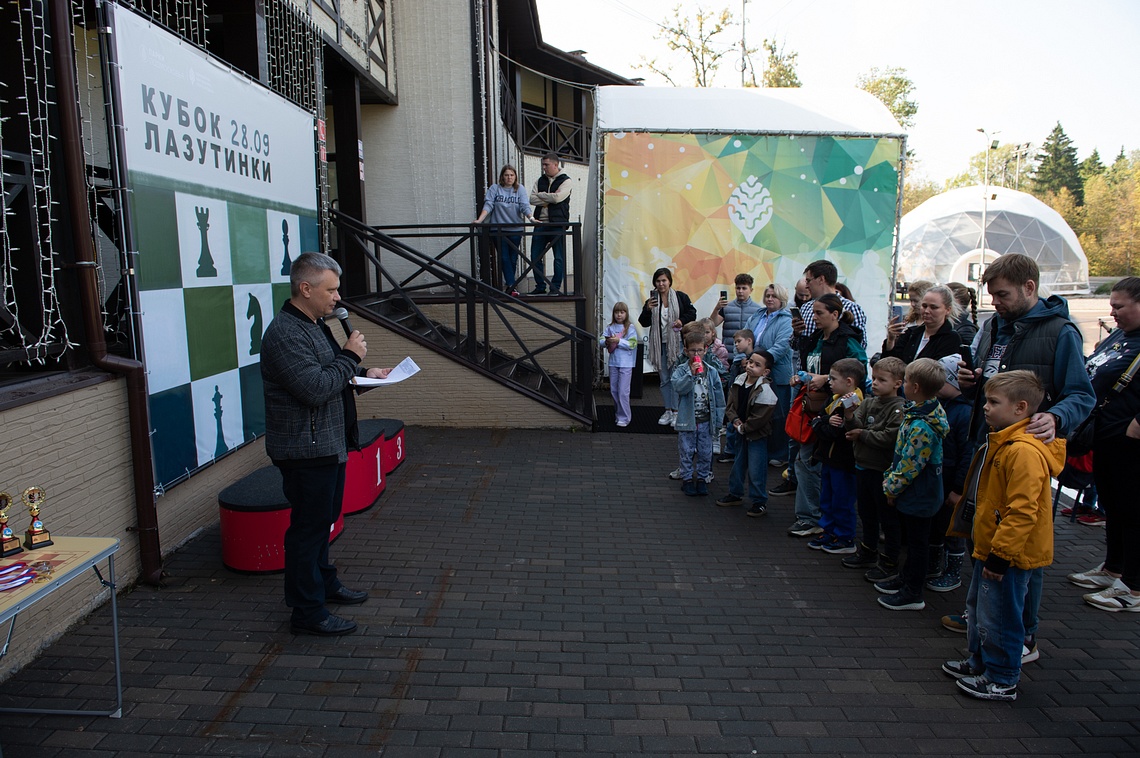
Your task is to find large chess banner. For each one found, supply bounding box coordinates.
[106,4,319,488]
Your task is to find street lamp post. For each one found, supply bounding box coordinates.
[739,0,750,87]
[976,128,1000,303]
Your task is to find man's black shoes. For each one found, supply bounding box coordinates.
[327,586,369,605]
[291,614,358,636]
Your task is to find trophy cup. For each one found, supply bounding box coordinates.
[22,486,53,550]
[0,492,23,557]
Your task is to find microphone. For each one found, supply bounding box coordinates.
[328,307,353,337]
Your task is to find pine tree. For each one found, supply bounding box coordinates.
[1079,148,1105,182]
[1108,146,1131,185]
[1031,122,1084,204]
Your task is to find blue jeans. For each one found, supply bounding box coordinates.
[531,225,566,292]
[786,439,800,484]
[818,464,857,540]
[729,436,769,503]
[769,383,791,463]
[678,421,713,481]
[966,564,1037,686]
[279,462,346,624]
[659,343,677,410]
[497,234,521,289]
[725,424,738,456]
[1023,567,1043,638]
[794,441,821,524]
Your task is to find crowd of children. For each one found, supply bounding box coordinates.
[602,275,1069,703]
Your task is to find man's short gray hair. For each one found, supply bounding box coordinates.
[290,252,341,296]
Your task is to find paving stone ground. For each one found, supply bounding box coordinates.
[0,426,1135,757]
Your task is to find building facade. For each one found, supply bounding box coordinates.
[0,0,631,675]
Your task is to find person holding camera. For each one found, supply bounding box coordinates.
[639,267,697,426]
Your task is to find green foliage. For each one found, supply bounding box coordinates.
[637,5,739,87]
[1031,122,1084,205]
[900,170,942,216]
[1077,154,1140,276]
[945,144,1036,191]
[857,67,917,129]
[760,39,801,88]
[1080,148,1105,182]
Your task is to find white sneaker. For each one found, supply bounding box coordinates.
[668,467,684,480]
[1084,579,1140,612]
[1067,564,1119,590]
[658,411,672,425]
[669,411,678,428]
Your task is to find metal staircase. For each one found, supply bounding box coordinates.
[331,211,595,426]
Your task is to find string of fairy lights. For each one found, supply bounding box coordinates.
[120,0,208,48]
[0,76,14,351]
[265,0,330,251]
[7,1,74,361]
[1,0,337,369]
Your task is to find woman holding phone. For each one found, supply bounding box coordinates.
[639,268,697,426]
[880,284,963,365]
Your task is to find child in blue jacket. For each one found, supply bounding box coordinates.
[672,330,725,496]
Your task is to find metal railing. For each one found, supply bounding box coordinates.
[520,110,589,163]
[499,69,591,163]
[368,220,583,297]
[332,211,594,423]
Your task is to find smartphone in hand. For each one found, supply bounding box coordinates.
[720,290,728,301]
[790,306,801,320]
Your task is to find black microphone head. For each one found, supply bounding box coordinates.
[329,307,354,337]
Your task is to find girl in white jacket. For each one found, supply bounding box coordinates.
[601,302,639,427]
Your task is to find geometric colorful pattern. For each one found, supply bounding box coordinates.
[132,174,317,487]
[601,132,901,350]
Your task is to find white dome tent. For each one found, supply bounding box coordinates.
[897,185,1089,294]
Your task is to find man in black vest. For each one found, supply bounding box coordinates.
[957,253,1094,443]
[528,153,572,296]
[953,252,1094,661]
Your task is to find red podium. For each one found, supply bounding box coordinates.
[218,465,344,574]
[343,420,387,515]
[376,418,407,474]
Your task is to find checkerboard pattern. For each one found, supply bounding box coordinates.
[131,175,319,486]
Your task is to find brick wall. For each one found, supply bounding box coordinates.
[355,318,579,429]
[0,379,267,678]
[416,301,581,378]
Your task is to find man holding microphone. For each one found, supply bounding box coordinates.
[261,252,391,636]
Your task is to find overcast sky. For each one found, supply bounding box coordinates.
[533,0,1140,183]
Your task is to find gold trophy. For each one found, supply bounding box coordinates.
[0,492,22,557]
[22,486,53,550]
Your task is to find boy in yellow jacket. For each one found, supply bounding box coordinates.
[942,370,1066,701]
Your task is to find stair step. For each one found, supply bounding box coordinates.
[342,290,591,424]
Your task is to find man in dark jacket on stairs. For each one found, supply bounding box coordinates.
[528,153,572,296]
